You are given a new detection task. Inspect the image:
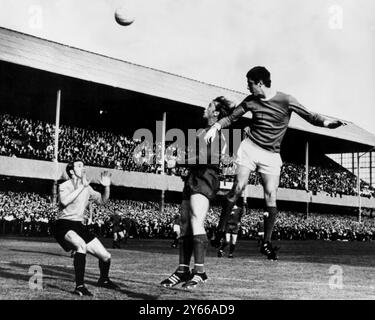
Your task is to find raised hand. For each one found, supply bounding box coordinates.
[100,171,111,187]
[81,172,91,187]
[204,126,218,143]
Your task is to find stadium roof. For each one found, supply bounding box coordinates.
[1,27,374,154]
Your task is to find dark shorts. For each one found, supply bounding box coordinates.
[225,223,240,234]
[112,225,122,233]
[53,219,96,252]
[182,167,220,201]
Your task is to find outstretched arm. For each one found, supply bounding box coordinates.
[204,97,252,143]
[289,95,346,129]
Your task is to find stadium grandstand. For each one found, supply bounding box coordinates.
[329,151,375,189]
[1,26,375,240]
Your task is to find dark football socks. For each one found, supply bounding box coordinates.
[178,235,194,271]
[264,206,278,243]
[229,244,236,254]
[73,252,86,287]
[99,258,111,280]
[193,234,208,273]
[218,199,236,232]
[219,240,228,251]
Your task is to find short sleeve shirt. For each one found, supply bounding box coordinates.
[57,180,101,222]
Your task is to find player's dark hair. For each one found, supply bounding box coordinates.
[212,96,236,120]
[66,159,84,178]
[246,66,271,87]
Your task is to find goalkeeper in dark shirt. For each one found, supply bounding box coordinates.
[160,96,235,289]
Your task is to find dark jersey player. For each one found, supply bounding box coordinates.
[205,66,346,260]
[110,210,125,249]
[121,217,134,243]
[160,96,235,289]
[217,201,244,259]
[257,217,265,246]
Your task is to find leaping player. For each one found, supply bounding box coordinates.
[206,66,346,260]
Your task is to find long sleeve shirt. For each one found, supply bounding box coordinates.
[217,92,327,153]
[179,126,227,171]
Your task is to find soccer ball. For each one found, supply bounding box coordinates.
[114,6,135,26]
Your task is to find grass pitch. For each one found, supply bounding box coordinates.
[0,236,374,300]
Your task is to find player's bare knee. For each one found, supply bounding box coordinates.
[189,212,199,224]
[264,190,277,206]
[237,176,247,191]
[102,251,111,262]
[75,242,87,254]
[233,183,246,199]
[239,182,247,194]
[190,215,204,231]
[227,182,244,202]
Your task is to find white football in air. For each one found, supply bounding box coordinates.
[114,6,135,26]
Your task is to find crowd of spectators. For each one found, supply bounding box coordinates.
[0,191,57,236]
[240,209,375,242]
[1,191,375,242]
[1,113,374,198]
[0,114,55,161]
[279,162,366,197]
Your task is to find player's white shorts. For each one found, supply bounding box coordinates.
[236,138,282,176]
[173,224,180,233]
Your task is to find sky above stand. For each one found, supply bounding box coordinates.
[0,0,374,134]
